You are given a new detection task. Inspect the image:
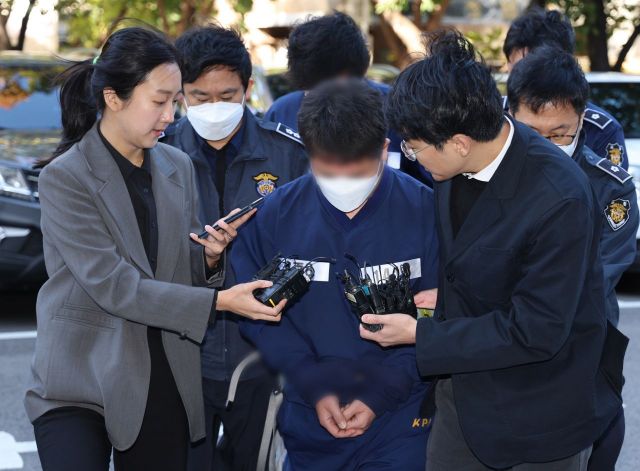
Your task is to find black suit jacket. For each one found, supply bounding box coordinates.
[416,120,624,468]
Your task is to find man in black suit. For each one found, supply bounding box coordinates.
[360,31,626,470]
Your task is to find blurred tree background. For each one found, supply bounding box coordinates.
[0,0,638,72]
[372,0,640,70]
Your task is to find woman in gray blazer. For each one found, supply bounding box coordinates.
[24,27,285,471]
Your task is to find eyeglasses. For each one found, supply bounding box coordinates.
[540,122,580,146]
[400,140,430,161]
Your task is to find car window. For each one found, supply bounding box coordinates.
[588,82,640,139]
[0,65,63,130]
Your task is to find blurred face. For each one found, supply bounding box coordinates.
[310,149,386,179]
[506,48,528,72]
[403,138,468,181]
[310,139,389,178]
[310,141,388,214]
[183,66,252,108]
[512,101,582,146]
[103,62,182,150]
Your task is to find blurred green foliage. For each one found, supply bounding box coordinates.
[466,27,506,65]
[55,0,253,47]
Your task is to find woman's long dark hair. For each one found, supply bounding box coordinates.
[39,26,179,167]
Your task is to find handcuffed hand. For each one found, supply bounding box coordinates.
[315,395,359,438]
[340,400,376,438]
[315,396,376,438]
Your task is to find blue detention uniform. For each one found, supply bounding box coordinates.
[232,168,439,470]
[266,80,433,186]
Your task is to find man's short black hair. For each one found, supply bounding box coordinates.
[298,78,387,161]
[386,30,504,149]
[507,46,589,116]
[175,24,252,88]
[287,12,370,90]
[503,8,575,60]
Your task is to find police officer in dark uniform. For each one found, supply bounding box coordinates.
[163,25,308,471]
[503,8,629,169]
[264,11,432,186]
[507,46,638,471]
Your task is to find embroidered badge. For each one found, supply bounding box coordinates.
[604,199,630,231]
[253,172,279,196]
[606,142,625,166]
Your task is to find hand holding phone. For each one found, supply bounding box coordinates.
[189,198,264,268]
[194,197,264,240]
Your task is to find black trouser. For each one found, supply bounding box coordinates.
[34,328,189,471]
[188,375,275,471]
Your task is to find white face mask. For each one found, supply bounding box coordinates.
[185,96,245,141]
[556,125,581,157]
[314,163,383,213]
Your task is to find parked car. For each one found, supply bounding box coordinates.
[0,53,63,287]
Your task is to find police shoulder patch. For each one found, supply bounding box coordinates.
[253,172,279,196]
[275,123,303,145]
[583,108,613,130]
[595,158,632,184]
[605,142,625,166]
[604,199,631,231]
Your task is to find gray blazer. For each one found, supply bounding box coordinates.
[24,124,222,450]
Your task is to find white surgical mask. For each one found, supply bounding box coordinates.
[556,126,581,157]
[314,163,383,213]
[185,96,245,141]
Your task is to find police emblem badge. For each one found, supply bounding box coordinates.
[606,143,624,166]
[253,172,279,196]
[604,199,630,231]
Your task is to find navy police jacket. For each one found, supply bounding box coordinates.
[573,132,638,325]
[583,103,629,170]
[416,120,625,468]
[163,109,308,380]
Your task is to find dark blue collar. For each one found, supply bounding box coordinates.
[198,115,246,157]
[572,129,588,163]
[316,165,392,231]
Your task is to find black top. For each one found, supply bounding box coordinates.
[98,130,159,270]
[200,119,244,215]
[214,147,227,215]
[450,174,488,238]
[98,124,187,418]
